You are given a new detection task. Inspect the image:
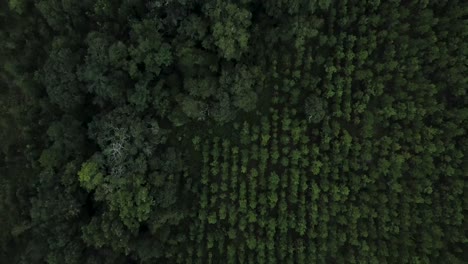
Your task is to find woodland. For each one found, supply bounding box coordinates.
[0,0,466,263]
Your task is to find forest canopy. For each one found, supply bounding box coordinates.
[1,0,467,263]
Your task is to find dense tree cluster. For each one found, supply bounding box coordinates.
[1,0,466,263]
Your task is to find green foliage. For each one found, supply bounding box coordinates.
[304,95,326,123]
[1,0,466,263]
[78,161,103,191]
[207,3,252,60]
[38,38,83,110]
[8,0,26,14]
